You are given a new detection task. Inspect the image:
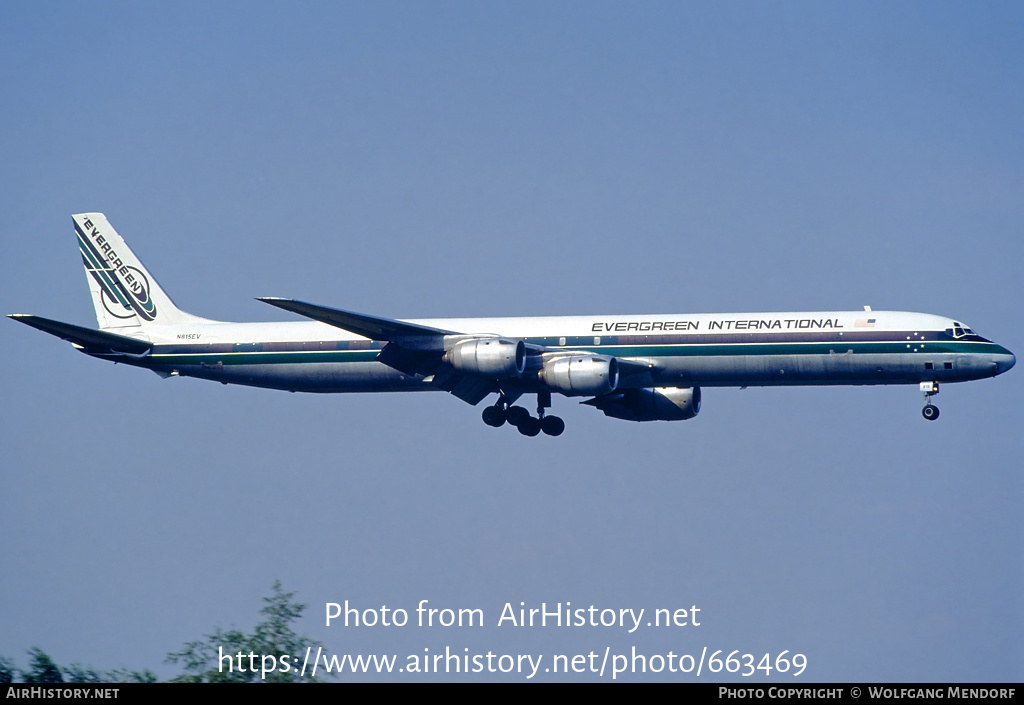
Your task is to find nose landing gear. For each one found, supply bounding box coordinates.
[920,381,940,421]
[481,391,564,436]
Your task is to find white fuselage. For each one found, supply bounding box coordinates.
[14,213,1011,430]
[98,309,1015,394]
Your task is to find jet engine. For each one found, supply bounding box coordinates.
[584,387,701,421]
[540,355,619,396]
[444,338,525,378]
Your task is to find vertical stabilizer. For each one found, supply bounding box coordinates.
[74,213,203,329]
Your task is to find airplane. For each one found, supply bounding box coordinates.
[8,213,1016,436]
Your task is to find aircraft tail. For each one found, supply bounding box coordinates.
[74,213,205,330]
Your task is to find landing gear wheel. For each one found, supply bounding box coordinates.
[541,415,565,437]
[482,405,507,427]
[506,406,530,427]
[517,416,542,436]
[922,404,940,421]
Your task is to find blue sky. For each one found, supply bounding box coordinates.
[1,1,1021,681]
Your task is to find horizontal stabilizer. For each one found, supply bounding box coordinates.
[257,297,457,340]
[8,314,152,354]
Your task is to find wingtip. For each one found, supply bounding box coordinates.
[256,298,303,314]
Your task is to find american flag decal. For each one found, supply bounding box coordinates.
[855,318,877,328]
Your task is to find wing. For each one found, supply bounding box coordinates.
[257,298,660,406]
[256,297,457,341]
[258,297,500,404]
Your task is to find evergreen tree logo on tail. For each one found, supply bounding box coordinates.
[76,215,157,321]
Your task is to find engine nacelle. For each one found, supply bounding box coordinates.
[540,355,619,396]
[444,338,525,378]
[585,387,701,422]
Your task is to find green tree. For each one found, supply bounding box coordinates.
[167,580,326,682]
[63,664,158,683]
[22,648,63,683]
[104,668,158,683]
[3,582,310,683]
[0,648,157,683]
[0,656,16,683]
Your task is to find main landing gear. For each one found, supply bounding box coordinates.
[482,391,565,437]
[920,381,940,421]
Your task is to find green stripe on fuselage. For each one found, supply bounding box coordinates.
[149,350,382,365]
[544,340,1006,358]
[143,338,1005,367]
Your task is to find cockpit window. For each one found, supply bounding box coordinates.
[945,322,977,339]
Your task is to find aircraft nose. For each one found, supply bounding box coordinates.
[996,352,1015,375]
